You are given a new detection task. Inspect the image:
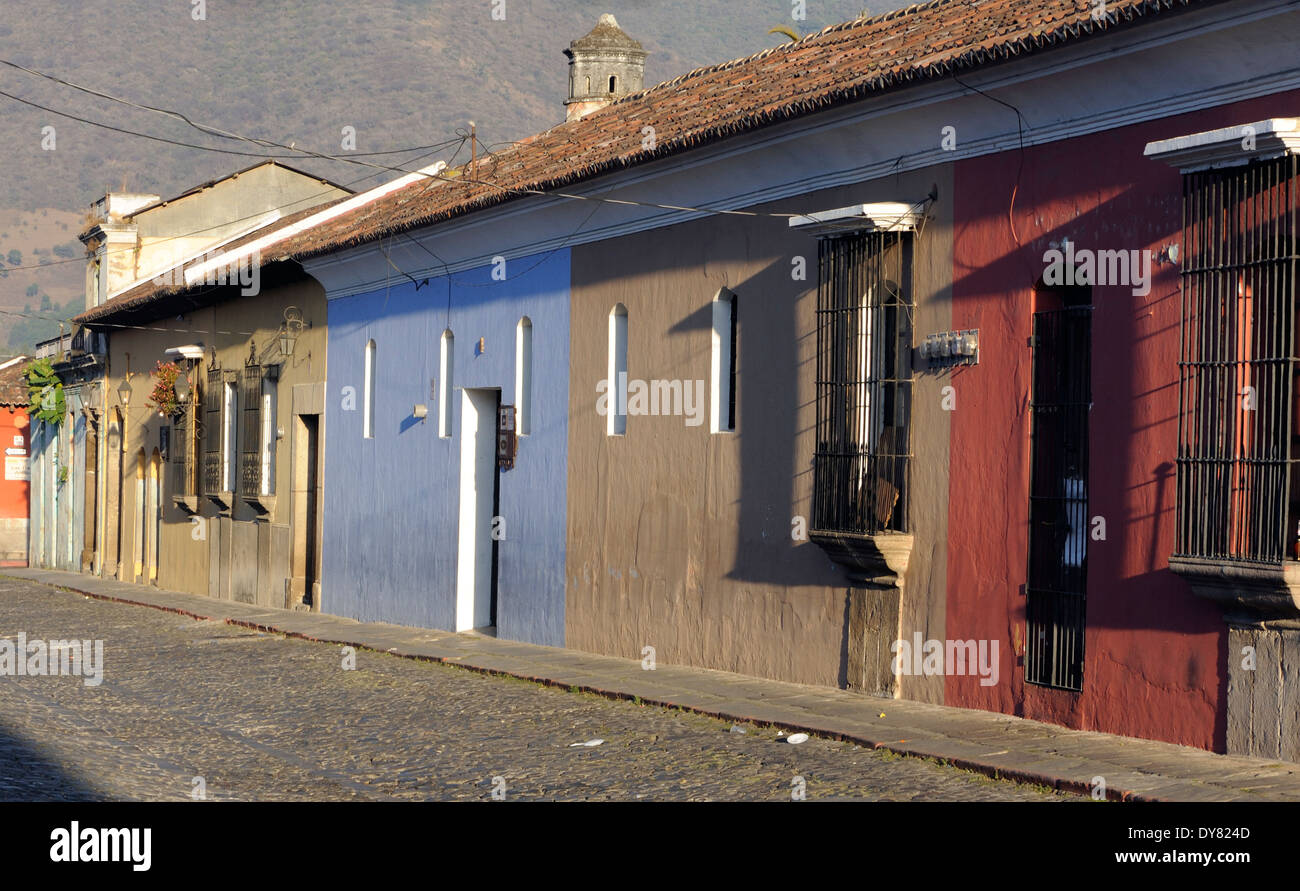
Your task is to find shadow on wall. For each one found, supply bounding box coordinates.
[665,253,842,590]
[950,145,1226,746]
[951,179,1198,633]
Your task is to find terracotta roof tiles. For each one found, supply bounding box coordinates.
[78,0,1210,325]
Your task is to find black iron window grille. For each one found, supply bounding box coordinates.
[239,363,262,498]
[812,231,913,536]
[202,366,223,495]
[1026,304,1092,692]
[170,395,199,497]
[1176,155,1299,564]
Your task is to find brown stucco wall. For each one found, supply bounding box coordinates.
[101,274,327,607]
[566,164,953,692]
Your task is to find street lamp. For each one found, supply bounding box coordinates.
[174,372,192,404]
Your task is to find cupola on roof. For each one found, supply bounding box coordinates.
[563,13,648,122]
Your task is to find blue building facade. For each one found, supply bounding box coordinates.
[320,249,570,646]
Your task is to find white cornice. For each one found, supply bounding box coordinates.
[1144,118,1300,170]
[789,202,923,235]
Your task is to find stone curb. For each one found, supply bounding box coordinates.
[4,569,1293,803]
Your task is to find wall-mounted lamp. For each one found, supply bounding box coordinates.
[279,306,305,359]
[413,404,429,420]
[117,375,134,407]
[174,372,192,404]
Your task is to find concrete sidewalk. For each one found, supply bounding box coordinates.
[5,566,1298,802]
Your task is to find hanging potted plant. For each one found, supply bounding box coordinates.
[146,360,184,418]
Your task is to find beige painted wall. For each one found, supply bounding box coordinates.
[567,165,953,694]
[101,274,327,607]
[86,166,350,309]
[132,166,349,287]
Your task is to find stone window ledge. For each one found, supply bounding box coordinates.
[810,530,913,588]
[206,491,235,512]
[171,495,200,515]
[246,494,276,516]
[1168,555,1300,622]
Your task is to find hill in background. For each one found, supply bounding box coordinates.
[0,0,898,351]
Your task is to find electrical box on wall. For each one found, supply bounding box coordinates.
[919,329,979,368]
[498,405,516,470]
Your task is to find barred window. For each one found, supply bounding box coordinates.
[1176,155,1299,564]
[812,231,913,536]
[203,366,223,494]
[240,364,262,498]
[1026,299,1091,692]
[170,393,199,498]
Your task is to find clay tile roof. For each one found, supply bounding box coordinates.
[77,0,1210,326]
[0,361,29,407]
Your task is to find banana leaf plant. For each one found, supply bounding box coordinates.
[24,357,65,426]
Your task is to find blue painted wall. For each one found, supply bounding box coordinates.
[321,249,570,646]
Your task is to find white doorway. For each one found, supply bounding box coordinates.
[455,388,499,632]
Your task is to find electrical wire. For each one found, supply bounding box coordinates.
[952,73,1034,286]
[0,141,467,339]
[0,60,936,341]
[3,59,823,222]
[0,57,467,161]
[0,138,469,274]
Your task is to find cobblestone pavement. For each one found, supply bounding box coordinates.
[0,579,1080,802]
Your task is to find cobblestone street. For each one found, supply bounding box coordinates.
[0,579,1078,802]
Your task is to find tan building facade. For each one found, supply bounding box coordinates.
[566,168,953,694]
[94,273,327,608]
[31,161,349,601]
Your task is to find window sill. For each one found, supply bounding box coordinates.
[171,495,201,515]
[810,529,913,588]
[1168,555,1300,622]
[246,494,276,515]
[206,491,235,512]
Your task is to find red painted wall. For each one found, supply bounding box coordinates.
[948,91,1300,751]
[0,406,30,566]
